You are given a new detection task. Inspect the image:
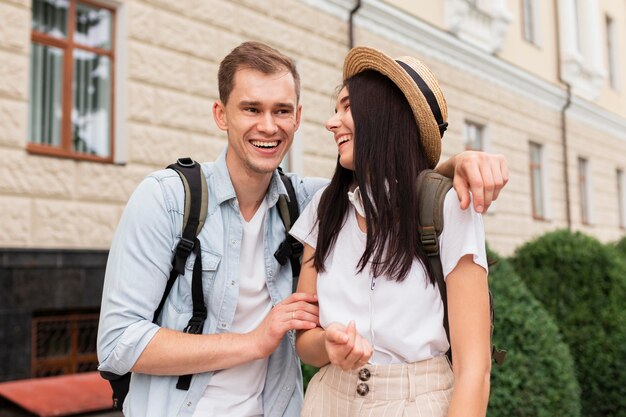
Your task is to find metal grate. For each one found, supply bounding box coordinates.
[31,313,99,377]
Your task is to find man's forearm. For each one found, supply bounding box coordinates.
[131,327,263,375]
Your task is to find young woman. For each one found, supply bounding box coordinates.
[290,47,492,417]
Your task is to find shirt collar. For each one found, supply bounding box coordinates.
[211,148,288,209]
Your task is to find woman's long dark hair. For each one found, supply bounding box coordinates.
[314,70,435,284]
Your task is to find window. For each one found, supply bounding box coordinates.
[464,121,484,151]
[572,0,582,53]
[521,0,539,45]
[529,142,545,219]
[606,15,619,90]
[578,157,591,224]
[618,169,625,228]
[29,0,115,161]
[31,311,99,377]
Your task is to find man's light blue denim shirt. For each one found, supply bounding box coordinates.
[97,150,328,417]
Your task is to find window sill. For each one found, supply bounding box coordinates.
[27,143,114,164]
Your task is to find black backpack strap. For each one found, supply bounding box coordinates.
[416,169,453,363]
[165,157,209,391]
[273,168,303,293]
[101,158,209,409]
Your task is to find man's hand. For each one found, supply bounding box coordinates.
[250,292,319,358]
[324,321,372,371]
[436,151,508,213]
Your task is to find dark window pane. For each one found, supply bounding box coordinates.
[29,43,64,147]
[75,2,112,50]
[32,0,68,38]
[72,50,111,157]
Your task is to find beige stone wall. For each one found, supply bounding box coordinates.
[0,0,624,255]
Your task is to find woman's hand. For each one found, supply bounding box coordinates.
[324,321,372,371]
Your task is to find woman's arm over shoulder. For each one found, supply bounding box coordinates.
[435,151,508,213]
[446,255,491,417]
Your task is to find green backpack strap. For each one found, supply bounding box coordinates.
[274,167,303,293]
[416,169,453,362]
[416,169,506,366]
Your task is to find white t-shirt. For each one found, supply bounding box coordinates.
[193,199,272,417]
[289,187,487,364]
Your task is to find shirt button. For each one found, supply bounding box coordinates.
[231,280,235,286]
[230,239,237,245]
[358,368,371,381]
[187,401,192,407]
[219,322,227,329]
[356,382,369,396]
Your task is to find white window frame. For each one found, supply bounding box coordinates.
[618,169,625,229]
[529,141,551,220]
[522,0,542,46]
[464,120,488,151]
[605,15,619,90]
[578,157,593,225]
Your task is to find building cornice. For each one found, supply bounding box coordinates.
[301,0,626,141]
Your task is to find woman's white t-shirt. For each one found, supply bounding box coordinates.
[289,187,488,364]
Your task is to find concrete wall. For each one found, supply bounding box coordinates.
[0,0,624,257]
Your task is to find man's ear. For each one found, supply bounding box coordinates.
[213,101,228,131]
[294,103,303,131]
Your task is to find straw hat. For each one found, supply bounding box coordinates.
[343,47,448,168]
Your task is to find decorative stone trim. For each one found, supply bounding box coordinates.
[557,0,605,101]
[443,0,513,54]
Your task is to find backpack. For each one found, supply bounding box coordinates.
[416,169,506,366]
[100,158,302,410]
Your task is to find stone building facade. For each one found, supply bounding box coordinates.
[0,0,624,381]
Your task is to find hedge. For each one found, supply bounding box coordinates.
[511,230,626,417]
[488,248,581,417]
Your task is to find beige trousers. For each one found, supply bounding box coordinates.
[301,356,454,417]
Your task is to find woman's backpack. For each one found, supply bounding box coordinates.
[416,169,506,365]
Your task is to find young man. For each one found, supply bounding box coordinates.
[97,41,508,417]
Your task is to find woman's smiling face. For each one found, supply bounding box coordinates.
[326,86,356,171]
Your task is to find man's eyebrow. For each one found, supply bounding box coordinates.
[238,101,295,110]
[274,102,295,110]
[239,100,261,107]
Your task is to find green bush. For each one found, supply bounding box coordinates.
[510,230,626,417]
[301,363,318,391]
[488,248,581,417]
